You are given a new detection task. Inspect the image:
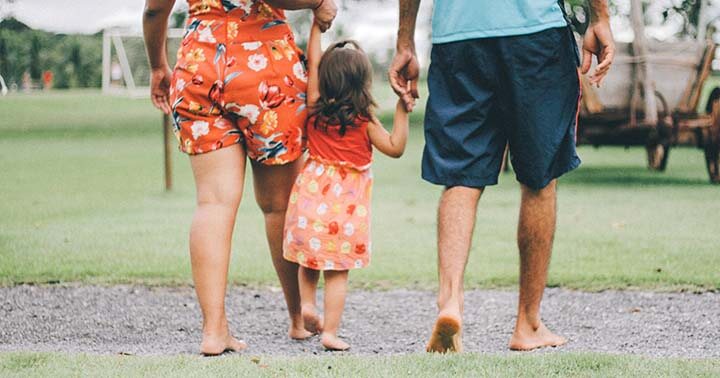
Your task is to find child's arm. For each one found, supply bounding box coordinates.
[368,100,410,158]
[306,22,323,108]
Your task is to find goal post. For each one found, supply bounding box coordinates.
[102,27,184,191]
[101,27,184,97]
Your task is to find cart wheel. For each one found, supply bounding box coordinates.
[705,99,720,184]
[647,143,670,171]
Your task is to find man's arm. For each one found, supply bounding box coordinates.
[389,0,421,111]
[582,0,615,86]
[143,0,176,114]
[265,0,337,32]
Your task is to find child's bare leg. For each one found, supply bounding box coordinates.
[321,270,350,351]
[299,266,323,334]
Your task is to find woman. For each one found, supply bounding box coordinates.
[143,0,337,355]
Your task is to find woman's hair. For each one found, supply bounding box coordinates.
[310,40,377,136]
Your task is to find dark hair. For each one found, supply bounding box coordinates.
[311,40,377,136]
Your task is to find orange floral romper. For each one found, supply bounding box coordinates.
[170,0,308,164]
[283,117,374,271]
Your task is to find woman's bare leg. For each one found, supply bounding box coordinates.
[298,267,323,334]
[189,145,247,355]
[250,159,311,339]
[321,270,350,351]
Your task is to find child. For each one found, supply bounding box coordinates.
[282,21,411,351]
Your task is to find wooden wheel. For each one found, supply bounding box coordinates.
[646,93,672,172]
[705,99,720,184]
[647,143,670,171]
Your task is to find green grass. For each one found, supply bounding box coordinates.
[0,352,718,377]
[0,91,719,290]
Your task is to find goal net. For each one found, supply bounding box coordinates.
[102,28,184,98]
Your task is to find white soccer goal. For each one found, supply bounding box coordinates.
[102,27,184,98]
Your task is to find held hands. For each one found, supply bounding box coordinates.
[389,47,420,112]
[150,66,172,114]
[313,0,338,32]
[581,20,615,87]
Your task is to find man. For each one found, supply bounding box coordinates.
[389,1,614,352]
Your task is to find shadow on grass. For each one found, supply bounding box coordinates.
[560,166,710,187]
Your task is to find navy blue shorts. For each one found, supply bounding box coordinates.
[422,26,581,190]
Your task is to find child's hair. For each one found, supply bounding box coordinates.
[311,40,377,136]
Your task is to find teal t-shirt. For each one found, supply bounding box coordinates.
[431,0,568,43]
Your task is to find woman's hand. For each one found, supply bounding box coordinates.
[150,66,173,114]
[313,0,338,32]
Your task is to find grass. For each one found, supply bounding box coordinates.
[0,90,719,290]
[0,352,718,377]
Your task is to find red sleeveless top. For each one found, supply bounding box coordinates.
[306,116,372,170]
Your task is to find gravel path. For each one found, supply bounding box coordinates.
[1,285,717,358]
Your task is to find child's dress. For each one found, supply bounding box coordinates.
[283,116,373,270]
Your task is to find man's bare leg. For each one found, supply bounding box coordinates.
[427,186,482,353]
[509,180,567,351]
[251,159,312,340]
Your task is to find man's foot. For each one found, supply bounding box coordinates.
[200,334,247,356]
[321,333,350,351]
[301,305,324,335]
[508,321,567,351]
[426,310,463,353]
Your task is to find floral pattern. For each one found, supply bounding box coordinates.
[283,158,373,271]
[170,0,308,162]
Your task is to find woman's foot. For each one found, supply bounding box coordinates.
[508,321,567,351]
[200,333,247,356]
[321,333,350,351]
[289,325,314,340]
[301,304,324,335]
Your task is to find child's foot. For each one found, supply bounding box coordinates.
[301,304,324,335]
[321,333,350,351]
[426,309,463,353]
[200,334,247,356]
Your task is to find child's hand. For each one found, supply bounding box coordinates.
[399,81,416,112]
[398,97,415,113]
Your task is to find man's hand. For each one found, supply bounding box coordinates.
[389,47,420,112]
[150,66,172,114]
[581,19,615,87]
[313,0,337,32]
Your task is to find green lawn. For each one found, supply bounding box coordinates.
[0,91,719,290]
[1,352,718,377]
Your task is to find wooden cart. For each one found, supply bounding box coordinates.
[578,38,720,184]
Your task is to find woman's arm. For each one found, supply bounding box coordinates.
[368,100,410,158]
[143,0,176,114]
[266,0,338,32]
[306,22,323,108]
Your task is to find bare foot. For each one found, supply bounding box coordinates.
[289,325,314,340]
[426,309,463,353]
[200,333,247,356]
[301,305,324,335]
[321,333,350,351]
[508,321,567,351]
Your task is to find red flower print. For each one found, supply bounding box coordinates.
[209,80,224,106]
[339,168,347,180]
[322,184,330,196]
[347,204,356,215]
[355,244,366,254]
[259,81,286,109]
[328,221,339,235]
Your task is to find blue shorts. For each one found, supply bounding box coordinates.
[422,26,581,190]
